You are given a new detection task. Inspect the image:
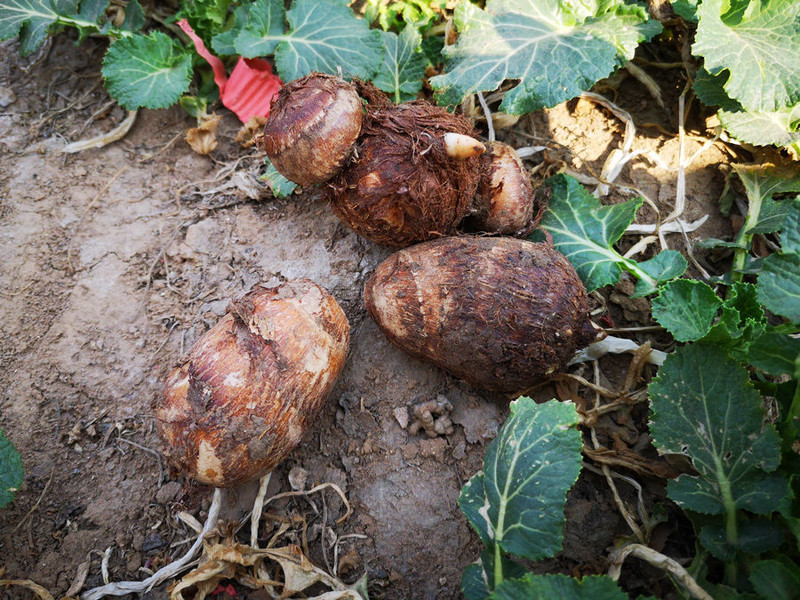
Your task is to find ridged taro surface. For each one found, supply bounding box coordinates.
[262,73,363,186]
[365,237,601,394]
[155,279,350,487]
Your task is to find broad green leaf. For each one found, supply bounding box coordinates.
[649,344,788,515]
[693,68,742,112]
[0,428,23,508]
[652,279,722,342]
[758,252,800,323]
[429,0,659,113]
[538,174,686,294]
[365,0,444,32]
[633,251,688,297]
[0,0,66,55]
[462,563,490,600]
[459,398,582,562]
[671,0,698,23]
[693,0,800,112]
[749,332,800,375]
[719,105,800,149]
[750,559,800,600]
[229,0,284,58]
[489,573,628,600]
[210,1,251,55]
[778,197,800,253]
[262,160,297,198]
[233,0,383,82]
[733,166,800,236]
[102,32,193,110]
[699,519,785,559]
[462,549,527,599]
[373,27,426,103]
[119,0,143,32]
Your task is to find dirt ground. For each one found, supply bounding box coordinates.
[0,31,750,600]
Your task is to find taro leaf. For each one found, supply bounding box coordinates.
[538,174,686,294]
[102,32,193,109]
[262,160,297,198]
[429,0,659,113]
[651,279,722,342]
[230,0,383,82]
[649,344,789,515]
[749,559,800,600]
[733,166,800,236]
[489,573,628,600]
[719,105,800,150]
[459,398,582,562]
[748,332,800,376]
[693,0,800,113]
[372,27,427,103]
[0,428,23,508]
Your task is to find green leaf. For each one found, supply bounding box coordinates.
[372,27,427,103]
[633,251,688,297]
[210,0,251,55]
[119,0,143,32]
[700,282,766,360]
[749,332,800,375]
[758,252,800,323]
[176,0,231,45]
[699,519,785,559]
[429,0,659,113]
[651,279,722,342]
[671,0,698,23]
[459,398,582,562]
[719,104,800,149]
[229,0,284,58]
[0,0,63,54]
[693,0,800,112]
[462,563,490,600]
[537,174,686,293]
[0,428,23,508]
[232,0,383,82]
[733,166,800,236]
[693,68,742,112]
[778,197,800,253]
[750,559,800,600]
[489,573,628,600]
[649,344,788,515]
[102,32,193,110]
[262,159,298,198]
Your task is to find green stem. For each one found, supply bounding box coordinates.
[731,177,763,282]
[493,542,504,589]
[715,456,739,585]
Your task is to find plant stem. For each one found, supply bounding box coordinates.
[55,15,134,39]
[731,175,763,282]
[715,456,739,586]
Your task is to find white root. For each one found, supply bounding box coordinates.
[570,335,667,366]
[81,487,223,600]
[62,109,138,153]
[608,544,713,600]
[443,132,486,159]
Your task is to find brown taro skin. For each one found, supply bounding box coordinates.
[155,279,350,487]
[472,141,536,235]
[364,237,602,395]
[327,101,483,248]
[262,73,363,186]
